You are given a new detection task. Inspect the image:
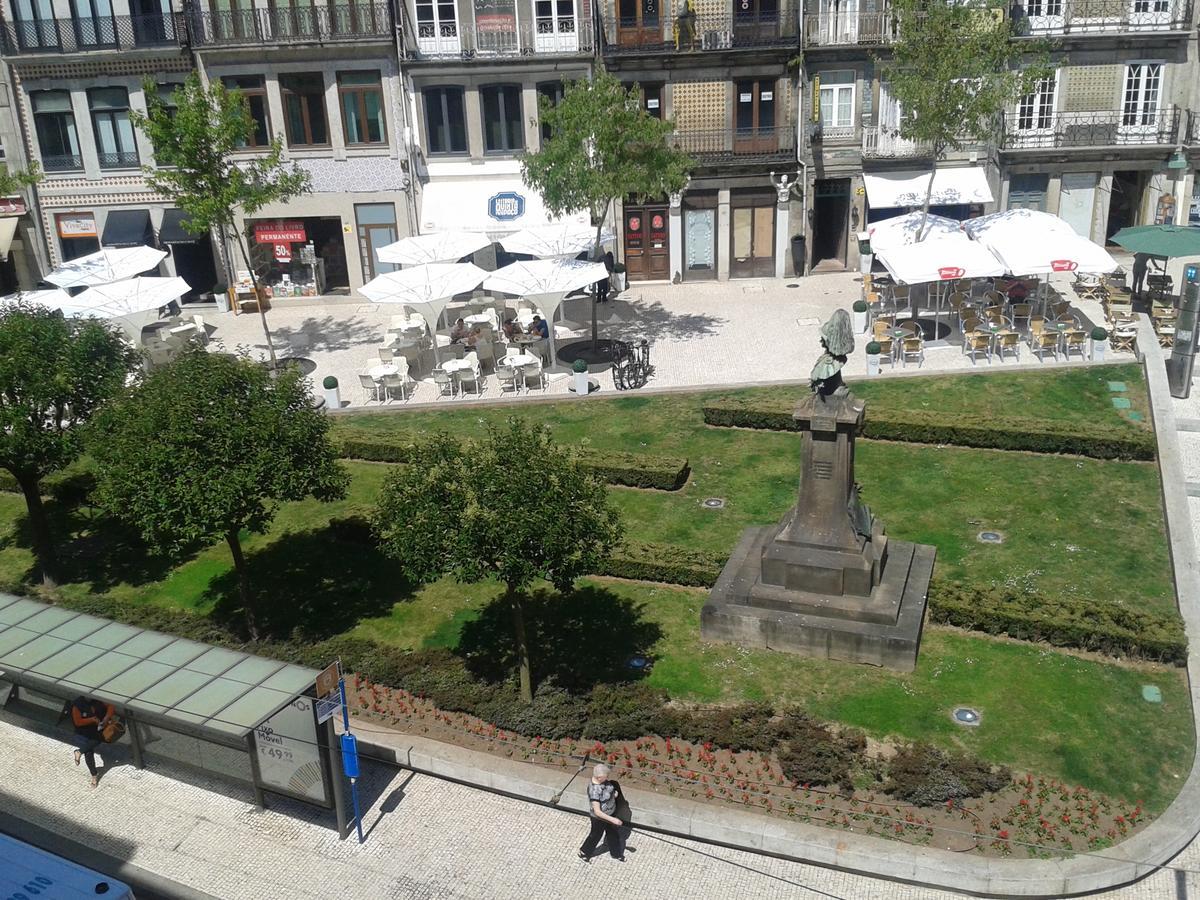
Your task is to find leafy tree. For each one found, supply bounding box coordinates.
[885,0,1051,239]
[131,72,311,368]
[0,162,42,197]
[0,302,139,587]
[89,350,348,637]
[373,419,621,702]
[522,72,692,348]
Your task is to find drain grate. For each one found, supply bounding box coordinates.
[703,497,726,509]
[952,707,982,726]
[977,531,1004,544]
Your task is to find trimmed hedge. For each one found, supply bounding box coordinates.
[701,398,1156,461]
[333,428,690,491]
[594,541,726,587]
[929,580,1187,665]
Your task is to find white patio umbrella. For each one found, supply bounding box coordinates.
[499,223,615,259]
[1,288,76,308]
[875,234,1006,286]
[961,208,1075,243]
[483,259,608,366]
[44,246,167,289]
[66,276,192,341]
[361,262,487,362]
[866,212,962,253]
[376,231,492,266]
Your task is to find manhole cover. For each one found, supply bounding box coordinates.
[977,531,1004,544]
[786,283,800,289]
[952,707,981,726]
[702,498,726,509]
[1142,685,1163,703]
[627,655,650,671]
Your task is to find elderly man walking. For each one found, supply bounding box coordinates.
[578,763,625,862]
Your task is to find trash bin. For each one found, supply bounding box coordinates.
[790,235,806,277]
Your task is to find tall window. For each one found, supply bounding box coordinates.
[32,91,81,172]
[280,73,329,147]
[88,87,138,169]
[423,86,467,154]
[481,84,523,153]
[71,0,116,47]
[156,82,183,121]
[536,81,563,142]
[12,0,58,51]
[817,70,854,130]
[415,0,458,52]
[641,84,662,119]
[338,71,386,145]
[223,75,270,148]
[1016,76,1055,131]
[1122,62,1161,128]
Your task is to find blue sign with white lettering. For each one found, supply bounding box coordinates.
[488,191,526,222]
[1187,264,1198,284]
[341,732,360,779]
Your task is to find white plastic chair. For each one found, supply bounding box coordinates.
[523,359,547,392]
[496,361,520,395]
[432,368,456,399]
[378,348,394,363]
[381,372,408,402]
[456,363,482,396]
[358,373,381,403]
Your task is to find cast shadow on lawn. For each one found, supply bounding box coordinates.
[204,526,413,640]
[454,584,663,692]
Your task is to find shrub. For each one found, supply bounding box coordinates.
[323,375,339,389]
[775,710,866,791]
[573,359,589,373]
[853,300,869,313]
[1092,327,1109,342]
[865,341,882,355]
[595,541,725,586]
[583,682,673,741]
[668,702,777,752]
[883,742,1011,806]
[929,580,1187,664]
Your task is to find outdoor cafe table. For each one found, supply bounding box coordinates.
[437,357,476,375]
[368,364,398,381]
[465,312,495,328]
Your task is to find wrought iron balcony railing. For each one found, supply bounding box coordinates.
[602,11,796,54]
[97,150,140,169]
[1010,0,1192,34]
[401,17,593,59]
[1,12,185,54]
[802,13,894,45]
[862,126,933,158]
[40,153,84,172]
[188,3,392,47]
[672,126,796,164]
[1001,108,1179,149]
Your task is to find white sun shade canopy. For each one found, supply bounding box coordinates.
[71,276,191,318]
[876,234,1006,285]
[866,212,963,253]
[362,263,488,358]
[376,231,493,266]
[965,211,1116,275]
[863,167,994,210]
[499,223,615,259]
[1,288,76,309]
[44,246,167,289]
[484,259,609,364]
[961,208,1076,242]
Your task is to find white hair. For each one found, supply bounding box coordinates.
[593,763,611,778]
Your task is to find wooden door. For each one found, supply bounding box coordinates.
[734,80,777,154]
[733,0,778,43]
[624,206,669,281]
[730,204,775,278]
[617,0,660,47]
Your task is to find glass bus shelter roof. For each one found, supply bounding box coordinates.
[0,593,320,738]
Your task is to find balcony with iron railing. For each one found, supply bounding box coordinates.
[188,3,391,47]
[97,150,140,169]
[602,11,796,54]
[400,17,593,59]
[40,153,84,173]
[1010,0,1192,35]
[1001,107,1179,150]
[672,125,796,164]
[861,125,933,158]
[0,12,185,54]
[801,12,893,46]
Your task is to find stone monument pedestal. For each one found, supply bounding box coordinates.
[701,390,935,671]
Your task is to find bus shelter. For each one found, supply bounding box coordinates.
[0,593,353,837]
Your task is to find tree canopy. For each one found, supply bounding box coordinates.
[0,163,42,198]
[90,350,347,636]
[373,419,621,701]
[0,302,139,585]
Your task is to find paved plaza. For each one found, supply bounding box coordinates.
[202,271,1126,407]
[1,717,1196,900]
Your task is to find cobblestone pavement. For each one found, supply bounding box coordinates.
[1,719,1195,899]
[203,272,1125,408]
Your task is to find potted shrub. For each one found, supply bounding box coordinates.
[322,375,340,409]
[1091,326,1108,361]
[611,261,627,293]
[572,358,590,396]
[865,340,882,376]
[213,282,229,314]
[852,299,869,334]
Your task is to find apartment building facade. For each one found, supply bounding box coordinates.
[0,59,42,292]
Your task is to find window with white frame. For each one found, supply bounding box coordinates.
[1016,75,1056,131]
[1121,62,1161,128]
[818,70,854,131]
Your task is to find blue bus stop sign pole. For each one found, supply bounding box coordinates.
[337,677,364,843]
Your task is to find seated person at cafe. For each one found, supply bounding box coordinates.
[450,317,469,343]
[465,326,484,349]
[502,317,522,340]
[1006,280,1029,302]
[529,315,549,339]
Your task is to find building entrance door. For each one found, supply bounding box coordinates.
[730,201,775,278]
[811,178,849,271]
[1106,170,1146,241]
[623,205,669,281]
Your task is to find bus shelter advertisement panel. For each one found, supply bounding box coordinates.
[255,697,326,803]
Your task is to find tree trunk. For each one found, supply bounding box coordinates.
[225,529,258,640]
[233,230,278,370]
[507,585,534,703]
[217,222,237,285]
[16,472,57,588]
[917,154,939,243]
[590,206,611,352]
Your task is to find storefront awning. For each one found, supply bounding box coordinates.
[159,208,203,245]
[0,217,19,261]
[101,209,154,248]
[418,179,589,237]
[864,168,994,210]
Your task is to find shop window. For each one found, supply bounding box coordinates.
[56,211,100,261]
[31,91,82,172]
[280,73,329,147]
[338,71,386,146]
[87,87,138,169]
[223,75,271,148]
[424,86,466,154]
[536,81,563,143]
[481,84,523,153]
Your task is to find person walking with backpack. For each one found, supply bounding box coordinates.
[578,763,625,862]
[71,695,114,787]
